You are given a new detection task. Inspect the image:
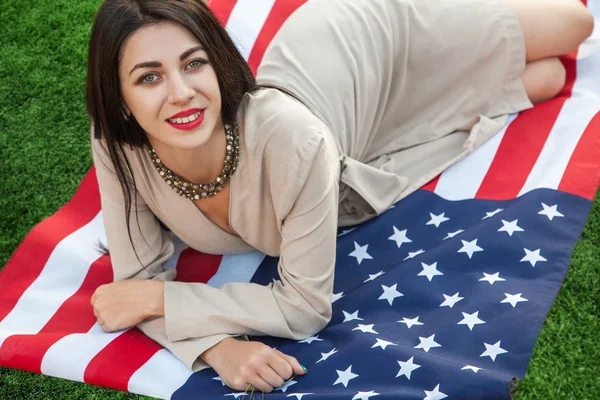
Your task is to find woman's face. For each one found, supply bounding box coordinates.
[119,21,222,150]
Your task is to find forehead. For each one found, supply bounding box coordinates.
[120,21,202,67]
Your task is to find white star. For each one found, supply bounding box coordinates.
[352,391,380,400]
[298,335,323,344]
[286,394,314,400]
[423,384,448,400]
[443,229,465,240]
[520,248,547,267]
[418,262,443,281]
[275,379,298,393]
[457,311,485,331]
[482,208,504,220]
[458,239,483,259]
[364,271,385,283]
[426,212,450,227]
[353,324,379,334]
[479,272,506,285]
[378,284,404,305]
[461,365,482,373]
[440,292,464,308]
[333,365,359,387]
[498,219,524,236]
[372,338,397,350]
[343,310,364,323]
[349,242,373,265]
[338,228,356,237]
[316,348,338,363]
[396,356,421,379]
[404,249,425,260]
[332,292,345,303]
[538,203,564,221]
[480,341,508,361]
[414,334,441,352]
[501,293,528,308]
[212,376,225,386]
[388,226,412,248]
[398,316,424,328]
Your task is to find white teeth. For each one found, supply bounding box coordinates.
[169,111,202,124]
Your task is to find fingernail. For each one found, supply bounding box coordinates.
[300,364,308,374]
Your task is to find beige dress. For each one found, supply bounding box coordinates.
[92,0,532,372]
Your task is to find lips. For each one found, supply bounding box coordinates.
[166,109,205,131]
[168,107,203,120]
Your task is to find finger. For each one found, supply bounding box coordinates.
[257,364,285,390]
[247,375,274,394]
[274,349,307,376]
[267,350,295,381]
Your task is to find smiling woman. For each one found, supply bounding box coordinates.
[84,0,593,394]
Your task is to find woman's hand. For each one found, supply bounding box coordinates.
[90,279,164,332]
[200,337,307,393]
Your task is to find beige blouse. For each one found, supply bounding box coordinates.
[92,88,342,371]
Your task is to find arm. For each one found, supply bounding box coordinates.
[163,132,339,342]
[91,129,246,371]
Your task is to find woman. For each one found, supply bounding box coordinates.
[87,0,593,393]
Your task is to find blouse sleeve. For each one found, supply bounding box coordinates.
[163,131,339,342]
[91,129,247,372]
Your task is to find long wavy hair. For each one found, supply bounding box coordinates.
[86,0,297,266]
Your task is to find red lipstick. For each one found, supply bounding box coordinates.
[166,108,205,131]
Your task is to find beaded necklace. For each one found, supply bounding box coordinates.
[149,122,240,200]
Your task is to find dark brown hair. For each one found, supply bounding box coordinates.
[86,0,296,266]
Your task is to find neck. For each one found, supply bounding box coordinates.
[151,120,227,184]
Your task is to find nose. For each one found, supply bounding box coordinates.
[167,73,194,105]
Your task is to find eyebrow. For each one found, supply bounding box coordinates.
[128,45,205,76]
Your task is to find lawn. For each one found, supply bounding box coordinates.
[0,0,599,399]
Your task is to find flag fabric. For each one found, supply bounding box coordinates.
[1,0,599,399]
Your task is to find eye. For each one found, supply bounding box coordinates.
[186,58,208,70]
[139,74,159,84]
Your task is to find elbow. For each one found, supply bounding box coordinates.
[289,303,332,340]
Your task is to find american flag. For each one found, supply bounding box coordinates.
[1,0,599,399]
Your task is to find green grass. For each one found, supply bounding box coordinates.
[1,0,599,399]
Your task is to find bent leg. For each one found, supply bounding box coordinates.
[521,57,566,104]
[505,0,594,62]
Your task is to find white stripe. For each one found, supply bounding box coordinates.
[434,114,516,200]
[128,349,193,400]
[518,101,598,195]
[207,251,266,287]
[225,0,277,61]
[0,212,104,339]
[518,19,600,195]
[40,324,125,382]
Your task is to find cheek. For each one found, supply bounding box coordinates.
[127,89,164,120]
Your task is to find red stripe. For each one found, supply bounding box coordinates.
[474,51,579,199]
[0,168,101,324]
[175,249,223,283]
[559,112,600,199]
[83,329,163,391]
[421,175,440,192]
[0,255,113,373]
[207,0,238,25]
[247,0,307,75]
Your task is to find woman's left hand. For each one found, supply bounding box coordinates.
[90,279,165,332]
